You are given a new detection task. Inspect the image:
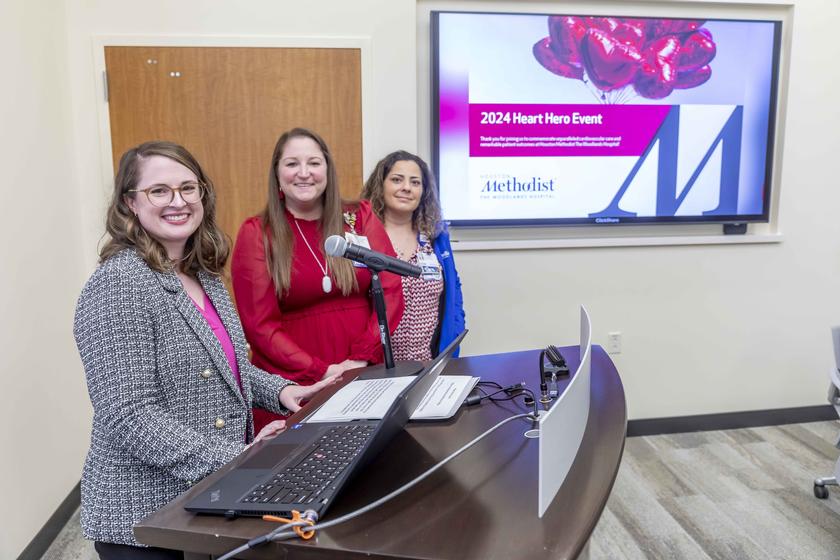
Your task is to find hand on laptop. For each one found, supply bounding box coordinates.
[253,420,287,443]
[243,420,287,450]
[279,376,339,412]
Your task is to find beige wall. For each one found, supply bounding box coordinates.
[5,0,839,556]
[1,0,88,557]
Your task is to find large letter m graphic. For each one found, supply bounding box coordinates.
[590,105,743,218]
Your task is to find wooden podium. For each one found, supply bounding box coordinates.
[135,345,626,560]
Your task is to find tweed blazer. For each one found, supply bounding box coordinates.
[74,248,293,546]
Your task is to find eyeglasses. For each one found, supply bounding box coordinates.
[128,182,205,207]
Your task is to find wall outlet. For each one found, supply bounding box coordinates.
[607,332,622,354]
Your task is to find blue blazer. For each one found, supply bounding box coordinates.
[430,229,466,356]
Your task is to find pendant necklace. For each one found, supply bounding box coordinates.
[294,219,332,293]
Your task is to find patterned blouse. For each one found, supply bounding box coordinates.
[391,244,444,361]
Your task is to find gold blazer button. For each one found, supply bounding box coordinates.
[214,418,225,429]
[201,369,212,379]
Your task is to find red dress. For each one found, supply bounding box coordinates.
[231,200,404,432]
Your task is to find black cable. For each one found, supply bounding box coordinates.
[477,380,504,390]
[481,386,518,400]
[217,521,312,560]
[465,383,523,406]
[515,387,539,417]
[466,382,539,417]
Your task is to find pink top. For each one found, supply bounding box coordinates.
[192,293,242,392]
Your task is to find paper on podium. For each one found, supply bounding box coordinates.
[411,375,480,420]
[305,375,479,423]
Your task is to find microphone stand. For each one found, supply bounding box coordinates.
[356,269,424,379]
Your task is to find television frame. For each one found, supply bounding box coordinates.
[430,10,784,228]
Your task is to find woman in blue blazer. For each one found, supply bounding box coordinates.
[74,141,330,559]
[362,151,466,360]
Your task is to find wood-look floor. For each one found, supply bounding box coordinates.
[591,421,840,560]
[42,421,840,560]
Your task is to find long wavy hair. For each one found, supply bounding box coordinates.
[361,151,442,239]
[99,141,229,275]
[262,128,357,297]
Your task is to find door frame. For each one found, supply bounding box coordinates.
[91,34,373,194]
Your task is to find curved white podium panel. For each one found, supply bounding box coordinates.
[538,305,593,517]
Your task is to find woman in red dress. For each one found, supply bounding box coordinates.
[232,128,404,432]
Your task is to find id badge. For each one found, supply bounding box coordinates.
[345,233,371,267]
[417,252,442,281]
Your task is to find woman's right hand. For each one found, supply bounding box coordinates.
[245,419,287,450]
[324,359,367,380]
[254,420,287,443]
[324,363,346,379]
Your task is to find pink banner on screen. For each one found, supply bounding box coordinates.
[469,104,672,157]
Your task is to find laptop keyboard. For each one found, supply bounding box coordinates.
[239,424,376,505]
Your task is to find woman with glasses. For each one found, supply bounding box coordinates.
[231,128,404,433]
[74,141,332,559]
[361,151,466,361]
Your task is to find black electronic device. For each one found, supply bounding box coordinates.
[723,222,748,235]
[185,331,466,519]
[431,11,782,228]
[325,235,421,277]
[544,345,566,368]
[540,345,570,401]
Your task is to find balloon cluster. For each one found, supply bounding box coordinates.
[533,16,717,101]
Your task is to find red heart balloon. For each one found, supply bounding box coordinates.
[548,16,588,63]
[645,19,705,40]
[634,36,681,99]
[611,22,645,49]
[678,30,716,71]
[645,20,671,40]
[648,35,682,65]
[533,38,584,80]
[671,20,705,34]
[580,28,643,91]
[622,18,649,37]
[635,74,675,99]
[585,17,618,32]
[675,65,712,89]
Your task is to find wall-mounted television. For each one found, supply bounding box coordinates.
[431,11,782,227]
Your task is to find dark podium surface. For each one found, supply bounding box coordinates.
[135,345,627,560]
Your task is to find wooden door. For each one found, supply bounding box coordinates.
[104,46,363,266]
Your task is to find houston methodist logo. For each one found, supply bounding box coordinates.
[591,105,744,218]
[481,176,556,194]
[482,176,555,192]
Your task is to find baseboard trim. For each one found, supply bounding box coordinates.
[17,481,81,560]
[628,404,837,437]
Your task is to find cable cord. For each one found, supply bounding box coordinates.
[217,520,312,560]
[472,382,539,417]
[217,411,536,559]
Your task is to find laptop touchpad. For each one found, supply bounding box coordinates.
[239,444,298,470]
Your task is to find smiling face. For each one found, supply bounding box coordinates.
[276,136,328,219]
[125,155,204,260]
[383,159,423,221]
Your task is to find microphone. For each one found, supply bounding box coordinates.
[324,235,422,278]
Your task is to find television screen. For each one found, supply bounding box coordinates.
[431,11,782,226]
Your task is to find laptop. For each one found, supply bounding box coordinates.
[185,330,467,518]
